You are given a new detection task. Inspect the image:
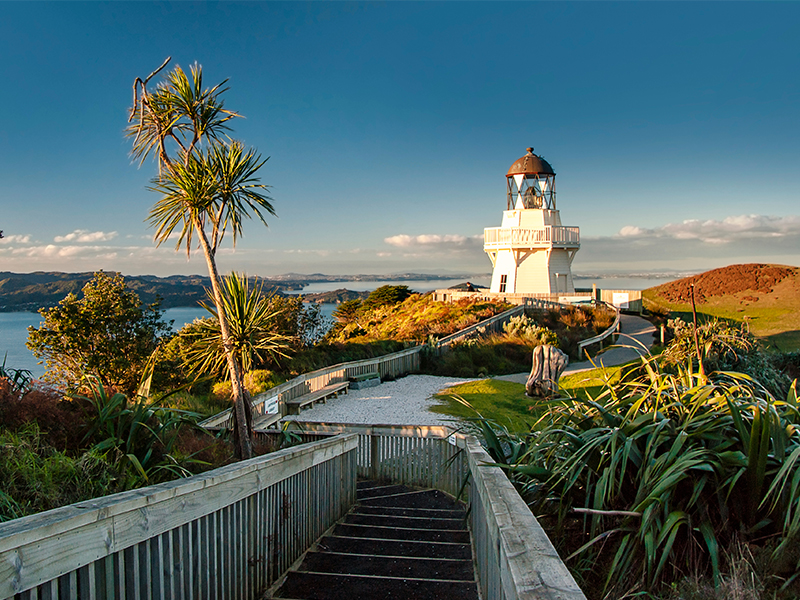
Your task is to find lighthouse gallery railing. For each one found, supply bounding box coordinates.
[483,226,580,248]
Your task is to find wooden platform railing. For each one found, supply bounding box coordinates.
[286,422,586,600]
[1,424,586,600]
[464,437,587,600]
[285,422,466,497]
[0,435,358,600]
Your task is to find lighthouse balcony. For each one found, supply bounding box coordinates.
[484,226,580,250]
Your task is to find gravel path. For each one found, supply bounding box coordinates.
[281,316,656,425]
[282,375,476,426]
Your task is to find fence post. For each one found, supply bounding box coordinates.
[370,434,380,481]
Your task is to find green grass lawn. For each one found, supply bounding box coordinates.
[428,379,533,432]
[429,364,628,433]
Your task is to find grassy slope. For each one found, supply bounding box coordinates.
[429,365,627,432]
[330,294,511,343]
[643,265,800,351]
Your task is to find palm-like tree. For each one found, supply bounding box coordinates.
[128,59,275,459]
[183,273,291,378]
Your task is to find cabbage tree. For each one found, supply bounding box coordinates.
[127,58,275,459]
[182,273,291,378]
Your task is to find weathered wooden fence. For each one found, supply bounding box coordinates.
[1,424,586,600]
[0,435,358,600]
[464,436,586,600]
[285,422,466,497]
[434,304,525,349]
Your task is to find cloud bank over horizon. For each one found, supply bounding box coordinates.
[1,214,798,276]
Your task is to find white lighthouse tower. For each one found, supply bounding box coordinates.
[484,148,580,295]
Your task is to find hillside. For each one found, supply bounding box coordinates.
[301,289,370,304]
[0,272,284,312]
[643,263,800,350]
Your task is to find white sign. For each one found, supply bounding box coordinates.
[265,397,279,415]
[612,293,630,309]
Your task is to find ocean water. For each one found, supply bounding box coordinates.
[0,304,335,379]
[0,275,677,378]
[573,276,679,291]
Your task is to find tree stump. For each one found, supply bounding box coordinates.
[526,345,569,398]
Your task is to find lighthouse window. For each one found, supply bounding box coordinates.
[499,275,508,293]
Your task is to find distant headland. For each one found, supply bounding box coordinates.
[0,271,487,312]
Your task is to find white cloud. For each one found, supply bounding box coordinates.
[613,215,800,245]
[575,213,800,273]
[0,234,32,244]
[54,229,118,243]
[384,233,483,248]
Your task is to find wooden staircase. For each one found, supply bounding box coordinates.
[266,480,479,600]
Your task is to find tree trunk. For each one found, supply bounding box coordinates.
[194,216,253,460]
[526,345,569,398]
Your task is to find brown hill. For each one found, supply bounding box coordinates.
[652,264,798,304]
[644,263,800,351]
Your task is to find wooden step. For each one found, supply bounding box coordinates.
[343,512,465,530]
[332,522,470,543]
[267,481,477,600]
[298,551,474,581]
[358,489,464,510]
[318,535,471,560]
[272,571,479,600]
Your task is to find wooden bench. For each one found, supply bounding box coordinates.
[285,381,350,415]
[350,372,381,390]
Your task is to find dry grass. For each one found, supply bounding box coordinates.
[667,540,765,600]
[643,265,800,351]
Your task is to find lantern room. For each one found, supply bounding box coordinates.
[506,148,557,210]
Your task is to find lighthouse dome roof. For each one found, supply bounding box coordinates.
[507,148,555,177]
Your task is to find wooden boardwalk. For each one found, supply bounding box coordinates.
[265,481,477,600]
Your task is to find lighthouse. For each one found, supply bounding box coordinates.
[484,148,580,295]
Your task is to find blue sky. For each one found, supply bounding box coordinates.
[1,2,798,278]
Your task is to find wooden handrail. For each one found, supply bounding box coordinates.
[434,305,525,348]
[577,301,621,360]
[0,435,359,599]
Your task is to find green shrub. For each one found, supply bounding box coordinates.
[476,333,800,597]
[76,378,201,486]
[210,369,284,403]
[502,315,559,345]
[361,285,412,312]
[244,369,284,395]
[0,425,124,522]
[325,294,511,344]
[664,317,791,397]
[422,336,537,378]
